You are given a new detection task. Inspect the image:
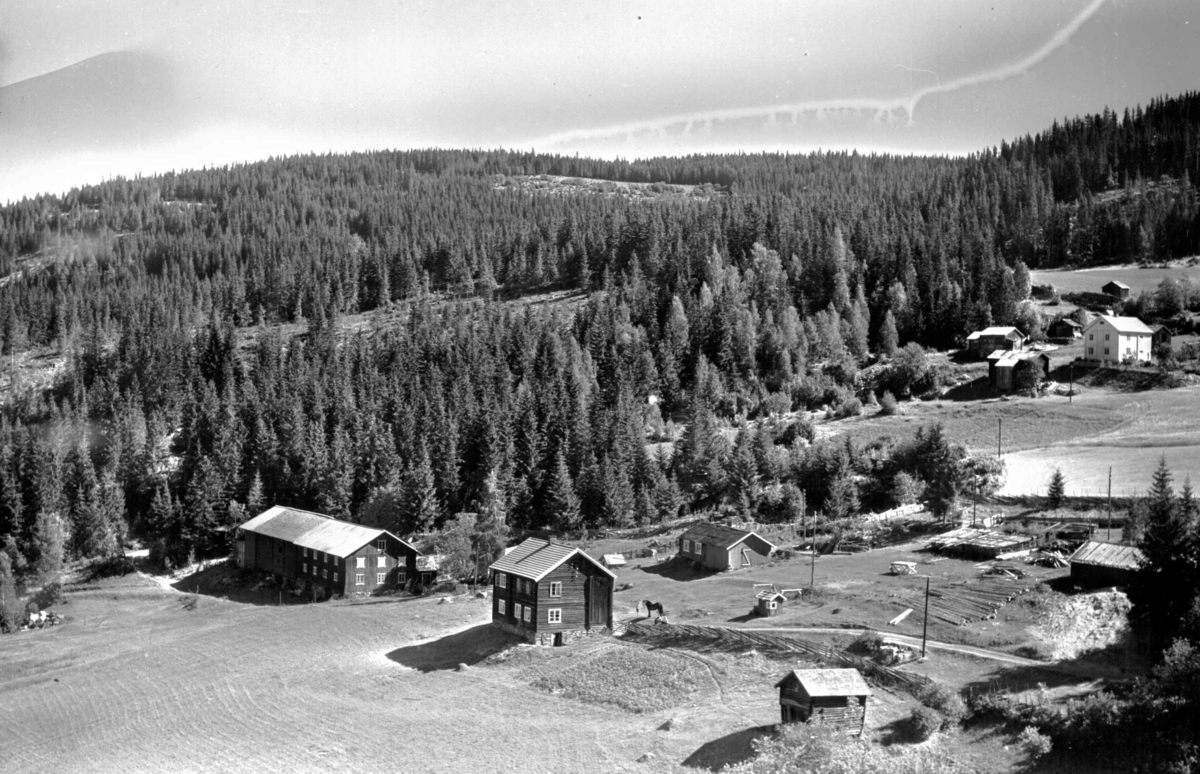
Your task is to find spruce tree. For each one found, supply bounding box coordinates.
[1047,468,1066,509]
[545,451,581,534]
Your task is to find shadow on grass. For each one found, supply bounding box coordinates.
[960,637,1146,705]
[168,561,315,606]
[939,376,998,402]
[726,613,758,623]
[682,725,775,771]
[638,558,715,581]
[386,624,522,672]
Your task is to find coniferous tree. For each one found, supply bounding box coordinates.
[1047,468,1066,509]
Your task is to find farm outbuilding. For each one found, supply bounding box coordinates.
[1047,318,1083,340]
[1152,324,1172,351]
[236,506,420,597]
[986,350,1051,392]
[966,326,1026,357]
[755,589,787,617]
[1101,280,1131,300]
[1069,540,1145,588]
[489,538,615,646]
[774,668,871,735]
[926,526,1035,560]
[678,523,776,571]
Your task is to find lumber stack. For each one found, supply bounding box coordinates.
[902,580,1037,626]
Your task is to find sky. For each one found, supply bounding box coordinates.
[0,0,1197,203]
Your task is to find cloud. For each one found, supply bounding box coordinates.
[525,0,1109,150]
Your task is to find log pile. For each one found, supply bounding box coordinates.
[903,580,1038,627]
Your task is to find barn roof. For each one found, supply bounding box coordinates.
[1087,315,1154,335]
[756,589,786,601]
[489,538,617,582]
[238,506,416,559]
[775,668,872,697]
[679,523,776,552]
[1054,318,1083,329]
[1102,280,1131,290]
[1070,540,1145,570]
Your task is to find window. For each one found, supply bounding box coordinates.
[377,572,386,584]
[549,582,562,598]
[397,571,406,584]
[356,556,366,569]
[333,572,338,583]
[495,572,507,589]
[1088,347,1094,355]
[683,539,692,553]
[1105,333,1110,341]
[548,609,562,624]
[1105,348,1110,355]
[378,556,387,567]
[303,562,308,573]
[522,606,531,623]
[498,599,506,615]
[376,539,386,550]
[514,602,523,621]
[322,569,327,579]
[355,573,364,585]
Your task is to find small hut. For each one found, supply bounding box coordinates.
[1101,280,1131,300]
[1069,540,1144,588]
[774,668,872,736]
[890,561,917,575]
[755,589,787,617]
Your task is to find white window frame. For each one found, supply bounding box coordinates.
[376,539,386,551]
[522,605,531,623]
[683,539,692,553]
[355,573,365,586]
[498,599,506,615]
[549,582,562,598]
[378,556,387,567]
[377,572,386,585]
[333,572,338,583]
[495,571,507,589]
[514,602,523,621]
[322,568,327,579]
[397,570,406,583]
[356,556,366,569]
[548,608,562,624]
[302,562,308,573]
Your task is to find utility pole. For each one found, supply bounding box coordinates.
[809,542,816,590]
[921,575,931,659]
[997,417,1002,459]
[973,476,979,527]
[1068,363,1074,404]
[1107,467,1113,542]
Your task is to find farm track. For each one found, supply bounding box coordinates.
[737,626,1045,666]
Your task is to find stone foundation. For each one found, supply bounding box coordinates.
[492,620,613,646]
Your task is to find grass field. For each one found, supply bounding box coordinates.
[1030,263,1200,296]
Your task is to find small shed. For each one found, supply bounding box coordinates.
[601,553,627,569]
[1152,325,1172,352]
[1101,280,1131,300]
[1047,318,1083,340]
[1069,540,1144,588]
[755,589,787,617]
[774,668,871,735]
[678,523,776,571]
[987,350,1050,392]
[890,561,917,575]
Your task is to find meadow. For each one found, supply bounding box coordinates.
[1029,263,1200,296]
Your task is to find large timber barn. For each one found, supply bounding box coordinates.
[489,537,615,646]
[236,506,421,598]
[775,668,872,736]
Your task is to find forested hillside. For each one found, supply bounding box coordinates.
[1,92,1200,578]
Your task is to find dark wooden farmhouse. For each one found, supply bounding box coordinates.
[489,538,615,646]
[678,523,776,571]
[1152,324,1173,352]
[966,326,1025,357]
[236,506,420,598]
[775,668,871,735]
[1102,280,1131,300]
[1069,540,1145,588]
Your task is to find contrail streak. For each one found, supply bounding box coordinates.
[527,0,1108,149]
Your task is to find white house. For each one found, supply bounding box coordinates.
[1082,315,1154,365]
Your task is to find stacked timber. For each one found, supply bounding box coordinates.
[925,581,1038,626]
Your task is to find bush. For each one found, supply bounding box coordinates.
[917,682,967,728]
[849,629,884,656]
[905,706,943,741]
[878,391,898,415]
[82,554,136,582]
[834,397,863,418]
[1018,726,1053,759]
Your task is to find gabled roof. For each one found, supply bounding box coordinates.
[488,537,617,582]
[968,326,1023,341]
[1102,280,1131,290]
[775,668,871,697]
[238,506,416,559]
[679,522,776,552]
[1052,318,1083,329]
[756,589,786,601]
[1085,315,1154,335]
[1070,540,1145,570]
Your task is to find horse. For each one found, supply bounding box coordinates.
[642,599,666,619]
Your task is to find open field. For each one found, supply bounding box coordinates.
[0,564,1041,774]
[1030,263,1200,296]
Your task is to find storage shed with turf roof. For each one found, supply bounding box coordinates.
[678,523,776,571]
[775,668,871,735]
[237,506,420,598]
[489,537,615,646]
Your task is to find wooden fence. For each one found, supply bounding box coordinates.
[621,622,930,692]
